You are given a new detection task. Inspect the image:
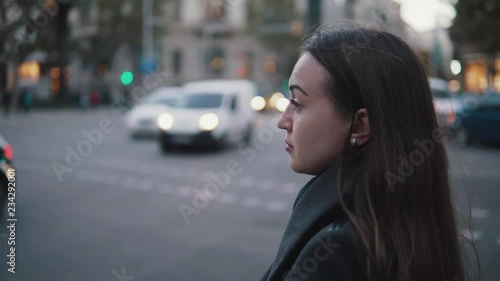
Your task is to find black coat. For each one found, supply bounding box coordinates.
[260,167,369,281]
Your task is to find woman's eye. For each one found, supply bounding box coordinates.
[290,99,301,109]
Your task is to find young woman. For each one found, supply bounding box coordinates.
[261,26,477,281]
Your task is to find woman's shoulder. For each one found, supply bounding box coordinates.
[285,219,369,281]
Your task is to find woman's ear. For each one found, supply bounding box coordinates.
[351,108,370,145]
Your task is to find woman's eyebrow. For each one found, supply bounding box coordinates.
[289,84,309,96]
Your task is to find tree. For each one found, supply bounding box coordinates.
[80,0,166,68]
[247,0,302,77]
[0,0,74,105]
[450,0,500,89]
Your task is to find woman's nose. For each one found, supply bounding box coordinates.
[277,109,291,131]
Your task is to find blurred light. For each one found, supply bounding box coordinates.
[276,98,289,113]
[448,80,461,92]
[50,67,61,79]
[120,71,134,85]
[251,96,266,111]
[3,144,13,161]
[446,111,456,126]
[17,61,40,80]
[450,60,461,75]
[97,64,108,75]
[158,113,174,130]
[211,57,225,70]
[263,60,277,74]
[269,92,284,109]
[290,19,304,36]
[199,113,219,131]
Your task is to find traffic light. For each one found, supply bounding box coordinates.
[120,71,134,85]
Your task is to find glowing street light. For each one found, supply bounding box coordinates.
[450,60,461,75]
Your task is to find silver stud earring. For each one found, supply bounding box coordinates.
[350,138,357,145]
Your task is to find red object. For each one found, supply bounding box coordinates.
[90,90,100,105]
[4,144,13,161]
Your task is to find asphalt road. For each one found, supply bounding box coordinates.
[0,109,498,281]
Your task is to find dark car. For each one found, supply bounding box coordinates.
[0,134,14,218]
[452,94,500,145]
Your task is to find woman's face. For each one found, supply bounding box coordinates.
[278,52,351,175]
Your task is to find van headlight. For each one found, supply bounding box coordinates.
[199,113,219,131]
[158,113,174,130]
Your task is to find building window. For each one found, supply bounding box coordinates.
[173,0,181,22]
[173,50,182,76]
[205,0,226,22]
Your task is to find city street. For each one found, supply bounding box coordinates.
[0,109,499,281]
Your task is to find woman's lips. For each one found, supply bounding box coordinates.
[285,141,294,152]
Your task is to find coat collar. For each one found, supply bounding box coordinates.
[267,166,343,280]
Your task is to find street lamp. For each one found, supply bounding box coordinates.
[450,60,461,75]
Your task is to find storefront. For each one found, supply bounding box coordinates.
[462,53,500,93]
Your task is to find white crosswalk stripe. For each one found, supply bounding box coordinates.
[158,183,175,194]
[177,185,193,197]
[239,176,255,187]
[243,197,261,208]
[139,180,154,191]
[260,179,274,190]
[264,201,288,212]
[281,183,299,194]
[122,177,138,188]
[471,208,490,220]
[216,193,235,204]
[105,174,120,185]
[91,172,105,183]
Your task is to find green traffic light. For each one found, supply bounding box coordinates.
[120,71,134,85]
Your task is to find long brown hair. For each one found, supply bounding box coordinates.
[303,25,480,281]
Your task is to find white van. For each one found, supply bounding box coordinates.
[157,79,258,151]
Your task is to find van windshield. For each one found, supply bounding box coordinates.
[174,93,223,109]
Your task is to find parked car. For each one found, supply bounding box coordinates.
[157,79,257,152]
[429,77,460,129]
[452,94,500,145]
[0,134,14,219]
[125,87,182,139]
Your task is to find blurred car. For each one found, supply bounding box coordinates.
[0,134,14,218]
[429,77,460,129]
[452,94,500,145]
[125,87,182,138]
[157,79,257,152]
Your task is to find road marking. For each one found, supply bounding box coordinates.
[91,172,105,183]
[105,174,120,185]
[496,237,500,246]
[139,180,154,191]
[76,170,90,180]
[158,183,175,194]
[460,229,483,241]
[260,179,274,190]
[167,169,180,177]
[122,177,138,188]
[281,183,299,194]
[139,163,151,173]
[216,193,235,204]
[265,201,287,212]
[177,186,193,197]
[243,197,261,208]
[471,208,490,220]
[239,176,255,187]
